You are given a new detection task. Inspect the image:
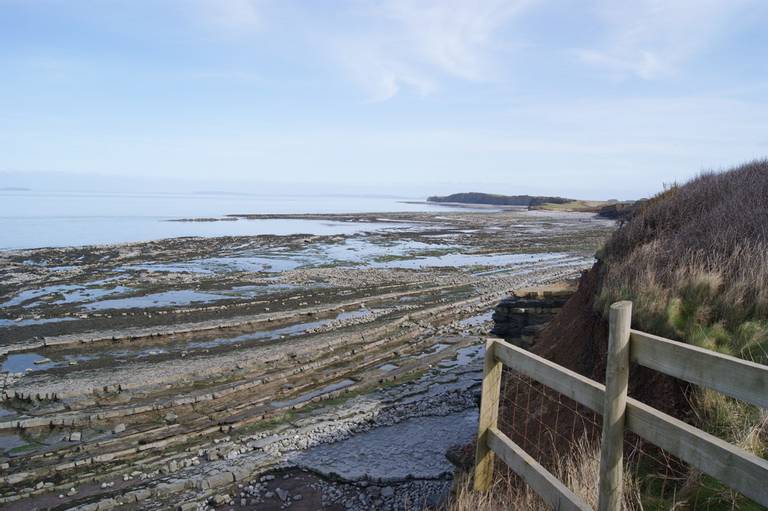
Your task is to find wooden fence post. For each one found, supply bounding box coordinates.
[598,301,632,511]
[474,338,503,491]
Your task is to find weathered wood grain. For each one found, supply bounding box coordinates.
[474,338,503,491]
[630,329,768,408]
[598,301,632,511]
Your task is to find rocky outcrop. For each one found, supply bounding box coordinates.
[491,291,572,348]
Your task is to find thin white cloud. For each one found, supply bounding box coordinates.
[194,0,264,35]
[574,0,746,79]
[332,0,535,100]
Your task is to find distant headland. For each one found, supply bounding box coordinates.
[427,191,640,220]
[427,192,572,207]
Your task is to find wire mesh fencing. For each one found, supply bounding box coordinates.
[493,365,692,510]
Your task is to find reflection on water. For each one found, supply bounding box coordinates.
[2,353,56,373]
[457,311,493,327]
[1,283,132,309]
[85,290,236,310]
[1,281,302,313]
[1,285,81,308]
[1,352,95,373]
[112,241,567,278]
[437,344,484,371]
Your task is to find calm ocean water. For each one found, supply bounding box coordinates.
[0,190,465,250]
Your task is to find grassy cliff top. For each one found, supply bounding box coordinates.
[597,159,768,509]
[599,159,768,356]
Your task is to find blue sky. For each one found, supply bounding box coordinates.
[1,0,767,199]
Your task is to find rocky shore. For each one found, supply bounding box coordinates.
[0,208,614,509]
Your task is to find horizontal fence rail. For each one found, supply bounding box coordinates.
[630,329,768,408]
[486,426,591,511]
[474,301,768,510]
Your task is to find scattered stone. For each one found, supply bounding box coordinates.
[211,494,231,506]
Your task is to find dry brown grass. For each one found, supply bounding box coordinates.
[595,160,768,508]
[598,159,768,361]
[442,436,641,511]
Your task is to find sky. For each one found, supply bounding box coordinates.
[1,0,767,199]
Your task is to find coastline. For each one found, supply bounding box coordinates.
[0,208,614,509]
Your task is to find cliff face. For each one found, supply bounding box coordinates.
[532,262,687,416]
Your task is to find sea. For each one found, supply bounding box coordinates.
[0,190,470,250]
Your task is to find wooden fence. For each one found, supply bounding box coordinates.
[474,301,768,511]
